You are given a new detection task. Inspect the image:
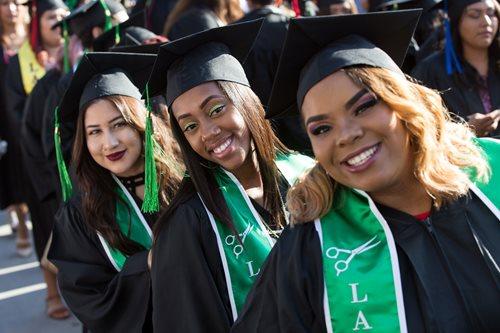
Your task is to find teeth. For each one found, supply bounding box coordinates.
[346,145,377,167]
[213,138,231,154]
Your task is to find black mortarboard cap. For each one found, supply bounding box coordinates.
[93,11,151,51]
[59,52,156,126]
[146,19,264,106]
[111,42,164,54]
[29,0,67,16]
[54,0,125,37]
[267,10,421,119]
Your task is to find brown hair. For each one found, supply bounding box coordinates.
[72,95,183,255]
[157,81,288,238]
[287,66,490,224]
[162,0,242,37]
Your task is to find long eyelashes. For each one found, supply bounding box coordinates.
[354,97,378,115]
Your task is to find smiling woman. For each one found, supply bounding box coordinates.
[147,20,314,332]
[232,11,500,333]
[48,52,183,333]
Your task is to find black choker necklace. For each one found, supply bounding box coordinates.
[117,172,145,193]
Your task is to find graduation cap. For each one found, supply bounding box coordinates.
[53,0,126,37]
[266,10,421,119]
[26,0,67,15]
[55,52,158,209]
[93,11,153,51]
[146,18,264,106]
[110,42,164,54]
[28,0,68,52]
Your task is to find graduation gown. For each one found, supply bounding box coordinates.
[0,46,11,208]
[132,0,177,35]
[48,193,154,333]
[412,51,500,137]
[41,71,73,203]
[20,68,61,258]
[232,191,500,333]
[152,177,289,332]
[167,5,221,41]
[2,54,30,204]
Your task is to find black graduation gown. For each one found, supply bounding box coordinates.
[132,0,177,35]
[48,193,154,333]
[152,177,289,332]
[0,47,11,208]
[167,5,221,41]
[20,68,61,258]
[232,191,500,333]
[2,54,30,204]
[412,51,500,137]
[41,71,73,203]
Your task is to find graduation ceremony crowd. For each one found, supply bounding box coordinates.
[0,0,498,331]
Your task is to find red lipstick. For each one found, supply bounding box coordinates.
[106,150,126,161]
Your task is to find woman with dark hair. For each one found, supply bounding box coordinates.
[162,0,243,40]
[233,11,499,333]
[413,0,500,137]
[147,21,313,332]
[47,52,183,333]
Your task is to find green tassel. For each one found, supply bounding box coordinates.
[114,24,121,46]
[54,106,73,202]
[98,0,113,32]
[141,85,160,213]
[62,21,70,74]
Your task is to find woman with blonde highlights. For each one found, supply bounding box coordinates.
[233,12,499,333]
[48,53,182,333]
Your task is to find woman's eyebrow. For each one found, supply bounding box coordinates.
[345,88,368,110]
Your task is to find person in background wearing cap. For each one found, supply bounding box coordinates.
[40,0,128,204]
[0,0,31,256]
[2,0,69,318]
[162,0,243,40]
[47,52,183,333]
[233,11,499,332]
[148,20,313,332]
[413,0,500,138]
[92,10,167,52]
[52,0,128,56]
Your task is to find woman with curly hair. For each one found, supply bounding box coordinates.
[233,11,499,333]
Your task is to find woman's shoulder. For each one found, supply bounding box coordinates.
[274,222,321,256]
[55,193,93,236]
[156,187,211,238]
[175,5,219,27]
[411,51,446,80]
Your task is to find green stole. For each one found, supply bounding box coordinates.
[315,138,499,332]
[96,175,153,271]
[200,153,314,320]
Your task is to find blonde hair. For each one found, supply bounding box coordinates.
[287,66,490,224]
